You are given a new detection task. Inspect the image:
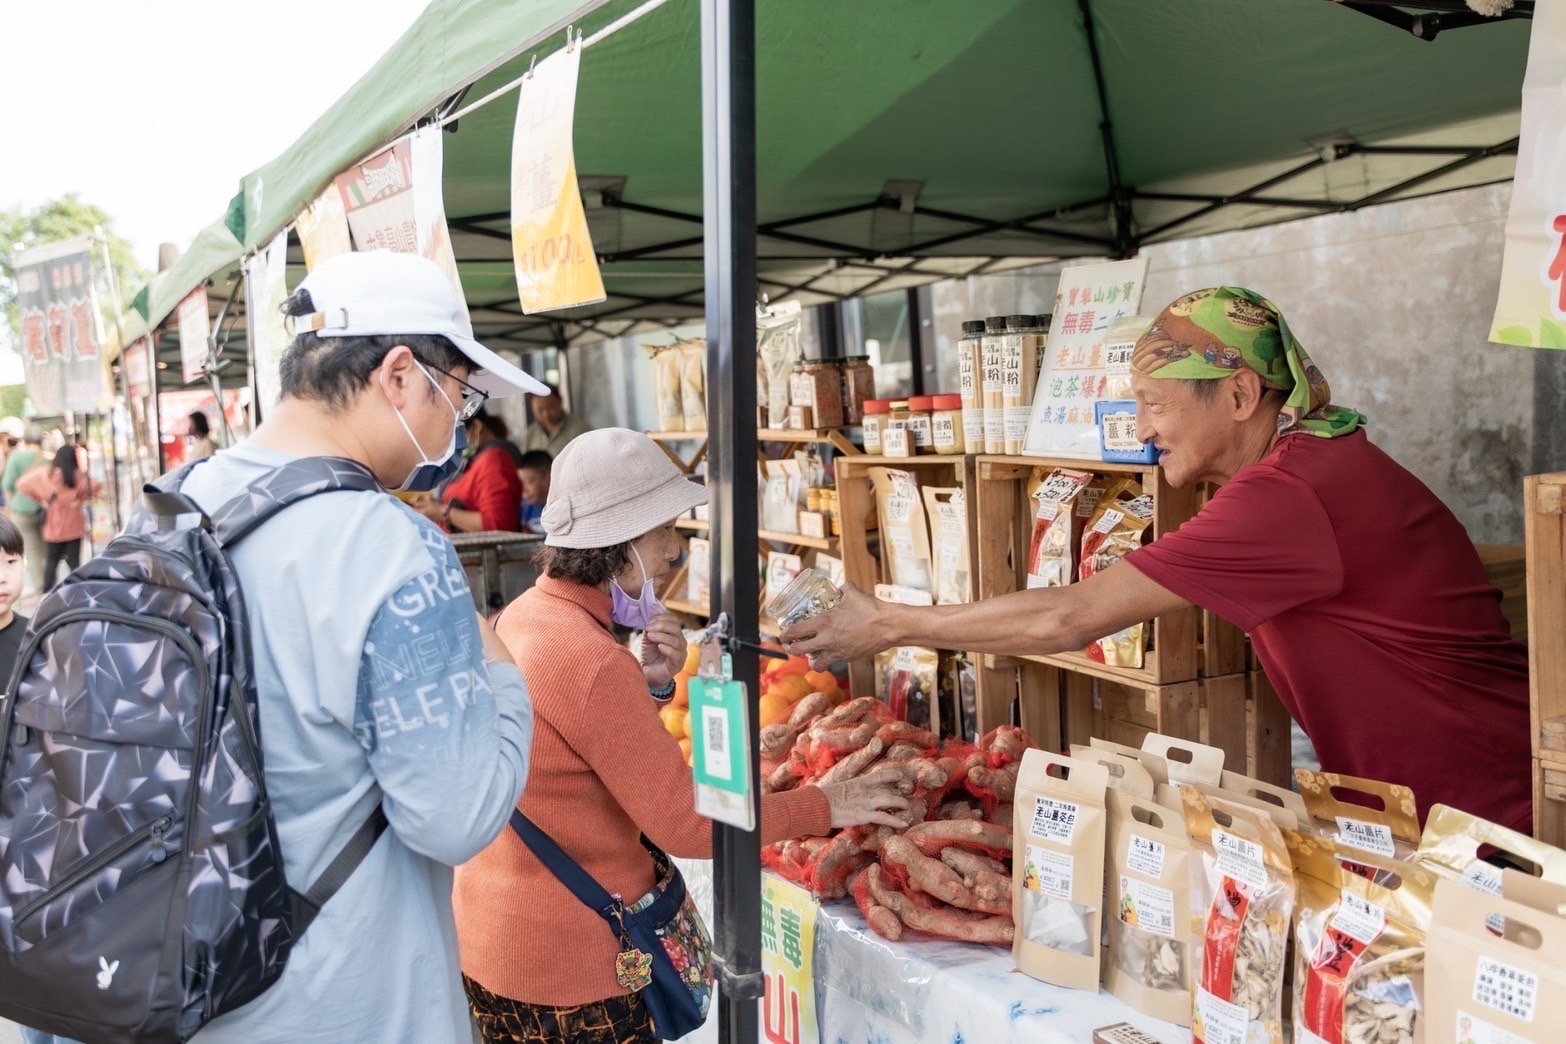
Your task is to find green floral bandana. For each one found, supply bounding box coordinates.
[1130,286,1365,438]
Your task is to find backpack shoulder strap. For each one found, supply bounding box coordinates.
[208,456,384,549]
[288,805,389,936]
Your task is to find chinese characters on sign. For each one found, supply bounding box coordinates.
[1023,257,1149,458]
[13,237,108,415]
[510,39,607,314]
[761,874,819,1044]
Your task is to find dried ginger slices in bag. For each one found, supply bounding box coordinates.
[1288,830,1433,1044]
[1183,789,1294,1044]
[1081,485,1155,667]
[1295,770,1420,886]
[1025,468,1094,589]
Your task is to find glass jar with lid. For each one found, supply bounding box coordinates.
[931,394,965,455]
[861,399,891,454]
[839,355,876,426]
[765,568,843,629]
[906,395,936,452]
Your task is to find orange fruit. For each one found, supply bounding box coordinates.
[758,692,792,728]
[678,737,693,763]
[673,674,690,708]
[683,646,701,676]
[772,675,812,705]
[804,670,841,696]
[659,705,686,739]
[683,710,694,739]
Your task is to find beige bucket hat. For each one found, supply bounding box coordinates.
[542,428,709,548]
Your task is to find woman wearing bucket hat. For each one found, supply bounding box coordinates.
[454,428,908,1042]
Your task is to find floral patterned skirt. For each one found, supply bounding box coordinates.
[464,975,656,1044]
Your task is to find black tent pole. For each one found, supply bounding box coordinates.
[701,0,763,1041]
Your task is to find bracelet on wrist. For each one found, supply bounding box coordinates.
[649,678,676,701]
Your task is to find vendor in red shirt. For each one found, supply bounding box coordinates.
[414,407,524,533]
[785,286,1532,834]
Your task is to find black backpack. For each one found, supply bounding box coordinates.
[0,456,390,1042]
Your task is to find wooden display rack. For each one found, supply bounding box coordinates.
[646,428,861,626]
[1526,472,1566,845]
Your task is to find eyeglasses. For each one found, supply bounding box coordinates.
[422,361,489,422]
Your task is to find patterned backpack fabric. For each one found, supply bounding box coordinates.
[0,457,389,1043]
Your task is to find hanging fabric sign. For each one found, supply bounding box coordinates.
[245,230,290,413]
[1490,3,1566,349]
[176,286,211,386]
[335,126,468,317]
[14,237,109,414]
[296,182,353,272]
[511,37,607,313]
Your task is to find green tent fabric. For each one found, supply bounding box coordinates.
[128,0,1531,355]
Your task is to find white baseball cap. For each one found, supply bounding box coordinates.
[291,250,549,398]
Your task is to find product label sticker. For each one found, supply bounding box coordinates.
[1329,891,1387,946]
[1024,843,1075,900]
[1105,339,1135,378]
[1126,833,1166,879]
[1118,875,1175,938]
[1335,817,1397,858]
[1461,861,1505,897]
[1212,830,1269,894]
[881,427,911,457]
[1092,508,1125,534]
[1031,796,1080,843]
[1456,1009,1533,1044]
[1193,985,1250,1044]
[1100,410,1141,452]
[933,414,958,448]
[1473,956,1539,1023]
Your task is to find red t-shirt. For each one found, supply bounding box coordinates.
[1127,431,1532,833]
[441,446,522,533]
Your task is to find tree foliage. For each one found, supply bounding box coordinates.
[0,194,148,344]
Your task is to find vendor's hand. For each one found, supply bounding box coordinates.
[818,766,912,830]
[476,611,515,668]
[640,613,687,689]
[780,584,890,670]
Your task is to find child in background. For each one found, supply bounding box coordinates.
[0,516,30,689]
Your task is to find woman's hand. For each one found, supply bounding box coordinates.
[410,495,445,524]
[817,766,912,830]
[640,613,687,689]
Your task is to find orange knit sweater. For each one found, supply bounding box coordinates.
[454,576,832,1006]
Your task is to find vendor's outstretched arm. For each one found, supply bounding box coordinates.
[780,562,1191,669]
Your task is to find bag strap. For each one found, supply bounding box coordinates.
[510,810,623,921]
[136,456,384,550]
[288,804,390,936]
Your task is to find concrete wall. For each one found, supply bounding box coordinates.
[924,183,1566,544]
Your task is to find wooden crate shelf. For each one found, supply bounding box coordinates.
[973,454,1201,688]
[1527,472,1566,845]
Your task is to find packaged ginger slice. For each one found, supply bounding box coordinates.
[1104,787,1196,1026]
[1296,770,1420,885]
[1025,468,1095,589]
[1287,830,1435,1044]
[1414,802,1566,899]
[1080,483,1155,667]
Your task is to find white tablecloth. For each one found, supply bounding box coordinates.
[674,859,1189,1044]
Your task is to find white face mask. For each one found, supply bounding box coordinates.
[390,361,461,493]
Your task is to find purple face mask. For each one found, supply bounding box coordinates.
[611,544,664,630]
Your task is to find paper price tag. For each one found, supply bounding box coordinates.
[1101,410,1141,453]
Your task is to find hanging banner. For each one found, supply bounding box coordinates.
[335,126,467,316]
[1023,256,1149,459]
[1491,3,1566,348]
[14,237,108,415]
[177,287,211,385]
[245,230,290,413]
[761,874,820,1044]
[511,39,606,314]
[295,182,352,272]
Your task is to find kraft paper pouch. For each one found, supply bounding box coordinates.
[1427,877,1566,1044]
[1141,734,1226,789]
[1414,803,1566,898]
[648,345,686,432]
[680,341,707,431]
[1184,789,1294,1044]
[1026,468,1095,589]
[757,301,803,428]
[924,486,971,606]
[875,646,938,727]
[1287,830,1435,1044]
[1296,770,1420,884]
[1105,788,1196,1026]
[1092,736,1173,788]
[872,467,933,595]
[1014,750,1110,992]
[1071,744,1157,801]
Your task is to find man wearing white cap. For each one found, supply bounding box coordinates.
[121,251,541,1043]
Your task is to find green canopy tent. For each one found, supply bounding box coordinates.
[109,2,1533,1038]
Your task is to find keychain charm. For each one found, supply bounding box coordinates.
[614,946,654,991]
